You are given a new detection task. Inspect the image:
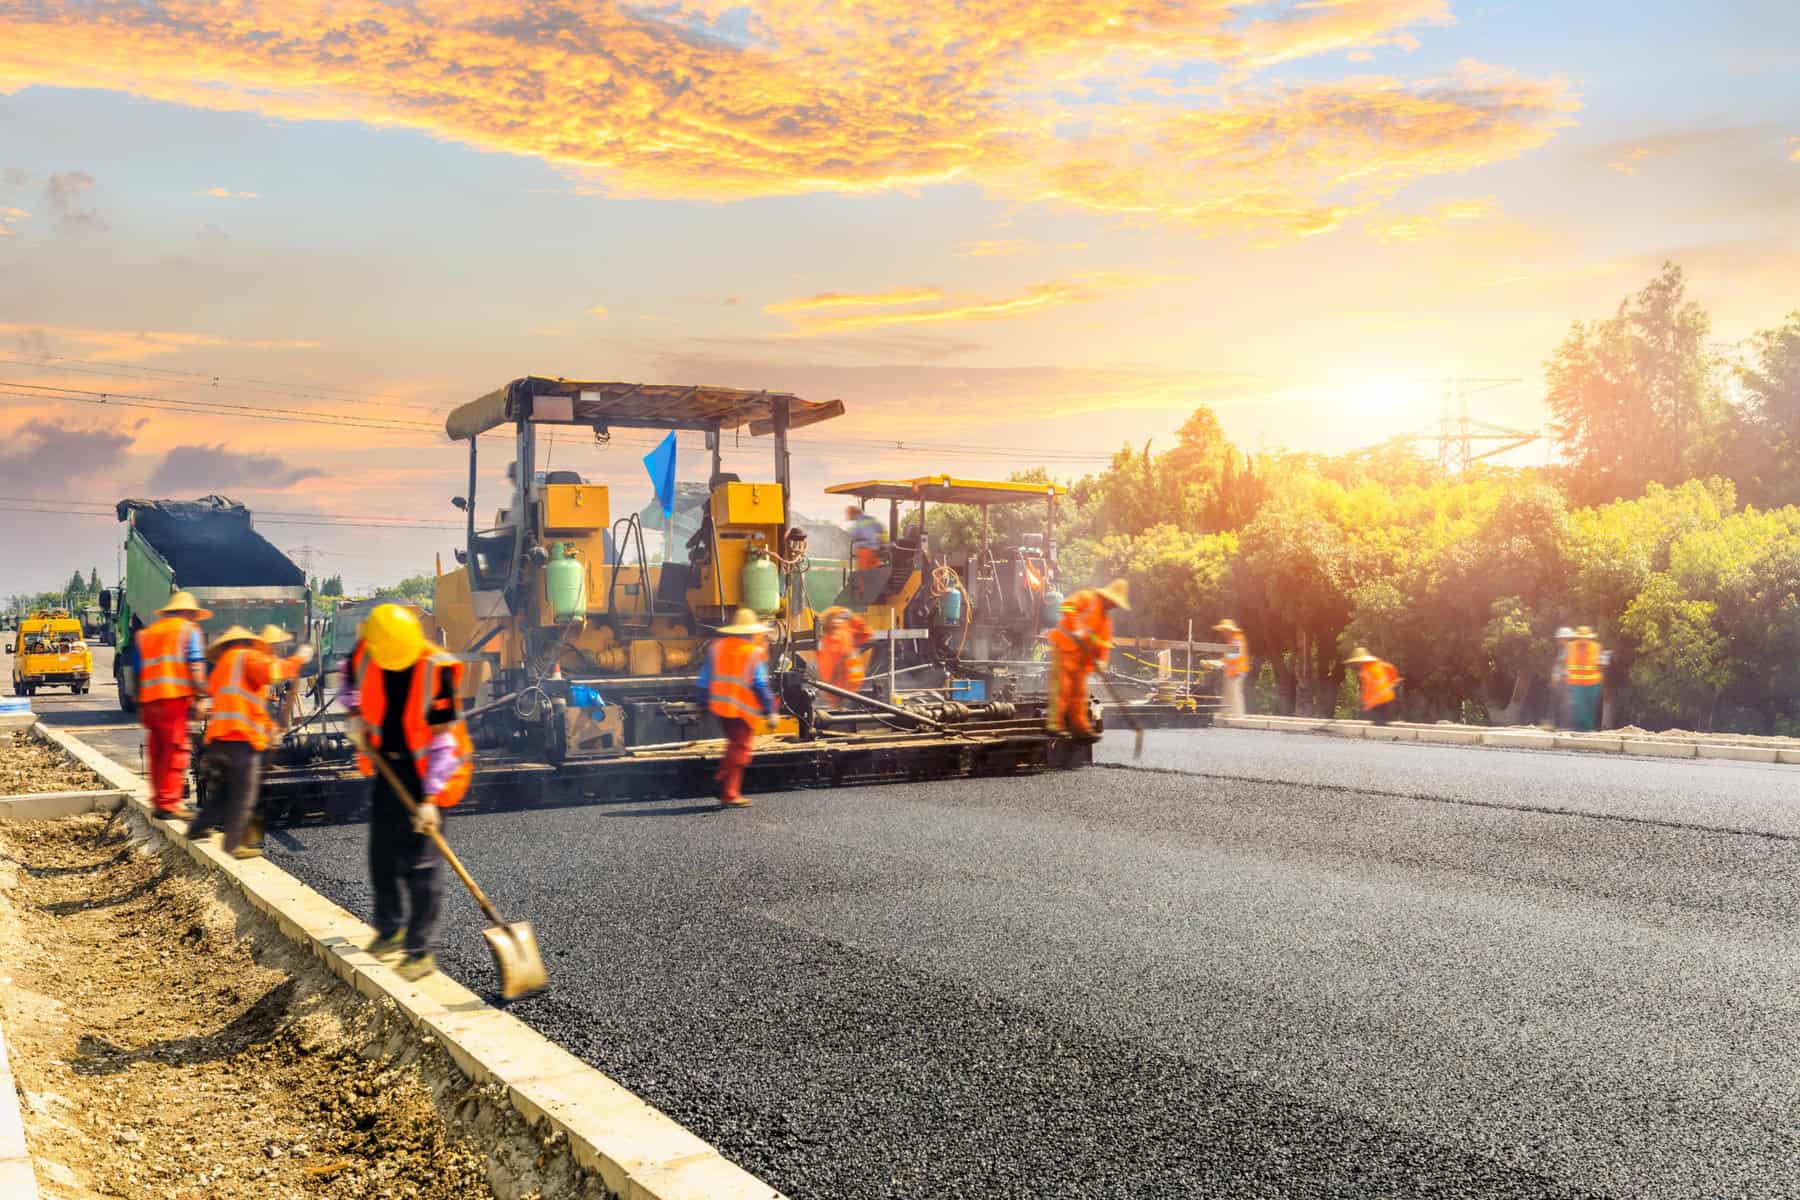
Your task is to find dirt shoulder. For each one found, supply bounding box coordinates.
[0,732,107,796]
[0,815,604,1200]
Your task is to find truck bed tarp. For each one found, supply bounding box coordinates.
[115,496,306,588]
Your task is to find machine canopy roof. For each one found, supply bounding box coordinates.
[445,377,845,440]
[825,475,1066,506]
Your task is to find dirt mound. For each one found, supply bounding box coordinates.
[0,731,107,796]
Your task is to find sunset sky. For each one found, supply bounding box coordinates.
[1,0,1796,594]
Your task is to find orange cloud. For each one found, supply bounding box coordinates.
[0,321,319,363]
[765,287,946,315]
[957,240,1037,258]
[0,206,26,235]
[0,3,1570,240]
[586,306,610,319]
[1608,146,1654,174]
[1370,197,1493,242]
[1789,137,1799,162]
[770,272,1166,334]
[197,187,258,198]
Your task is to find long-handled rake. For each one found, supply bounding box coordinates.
[349,731,547,1001]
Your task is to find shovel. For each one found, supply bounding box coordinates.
[348,730,548,1001]
[1100,672,1145,759]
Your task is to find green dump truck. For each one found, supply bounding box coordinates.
[103,496,311,713]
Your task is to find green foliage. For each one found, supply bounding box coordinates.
[1086,524,1236,640]
[1730,310,1800,505]
[320,574,345,597]
[373,574,434,606]
[1620,576,1729,728]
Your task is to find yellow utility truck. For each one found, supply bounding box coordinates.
[8,610,94,696]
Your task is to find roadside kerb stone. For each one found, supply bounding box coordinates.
[1411,726,1484,745]
[1480,730,1556,750]
[0,790,125,823]
[0,1020,40,1200]
[38,724,785,1200]
[1696,744,1781,764]
[1622,740,1698,758]
[1554,735,1624,753]
[1363,726,1417,742]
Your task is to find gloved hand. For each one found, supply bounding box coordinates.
[295,644,316,665]
[412,803,440,835]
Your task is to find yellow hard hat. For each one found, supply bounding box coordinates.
[365,603,425,671]
[157,590,215,620]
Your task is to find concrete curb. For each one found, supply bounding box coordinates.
[0,790,126,823]
[35,724,785,1200]
[0,1020,40,1200]
[1213,716,1797,765]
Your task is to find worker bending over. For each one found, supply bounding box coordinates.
[846,505,887,571]
[815,605,871,693]
[1046,578,1130,737]
[1345,647,1401,724]
[1213,619,1249,716]
[347,604,473,982]
[133,591,213,820]
[189,625,312,857]
[700,607,778,808]
[1564,625,1604,731]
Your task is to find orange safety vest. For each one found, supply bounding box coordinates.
[708,636,771,726]
[1224,632,1250,678]
[1360,660,1400,710]
[136,616,204,702]
[204,647,285,750]
[1047,589,1113,664]
[355,646,473,807]
[1565,638,1602,686]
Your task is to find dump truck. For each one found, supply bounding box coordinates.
[8,610,93,696]
[103,496,310,713]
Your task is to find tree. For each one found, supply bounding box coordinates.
[320,574,345,597]
[1545,264,1724,505]
[1619,575,1729,729]
[1730,310,1800,505]
[87,567,100,593]
[375,574,434,606]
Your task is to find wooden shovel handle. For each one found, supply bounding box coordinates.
[348,728,507,928]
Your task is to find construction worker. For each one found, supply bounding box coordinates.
[846,504,887,571]
[1046,578,1130,737]
[1345,647,1401,724]
[700,607,778,808]
[348,604,473,982]
[1564,625,1604,732]
[815,605,871,693]
[1549,626,1575,728]
[189,625,312,857]
[132,591,213,820]
[1213,619,1250,716]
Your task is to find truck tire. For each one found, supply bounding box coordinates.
[116,659,137,714]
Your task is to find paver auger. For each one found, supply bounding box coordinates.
[256,377,1093,823]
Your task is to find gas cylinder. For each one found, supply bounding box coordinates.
[546,542,587,621]
[742,548,780,616]
[938,585,964,625]
[1041,589,1065,626]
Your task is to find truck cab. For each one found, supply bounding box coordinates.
[8,610,93,696]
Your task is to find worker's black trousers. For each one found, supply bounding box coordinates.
[190,739,261,853]
[369,751,444,956]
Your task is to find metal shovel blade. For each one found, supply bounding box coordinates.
[482,920,548,1001]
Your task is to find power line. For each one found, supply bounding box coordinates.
[0,496,461,530]
[0,351,446,412]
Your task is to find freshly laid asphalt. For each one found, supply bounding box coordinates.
[252,727,1800,1199]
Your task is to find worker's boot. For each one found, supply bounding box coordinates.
[365,931,405,957]
[395,952,436,981]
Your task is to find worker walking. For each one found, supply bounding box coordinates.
[1345,647,1402,725]
[815,605,871,693]
[700,607,778,808]
[133,591,213,820]
[189,625,312,857]
[1564,625,1605,732]
[347,604,473,982]
[846,505,887,571]
[1046,578,1130,737]
[1213,619,1250,716]
[1549,626,1575,728]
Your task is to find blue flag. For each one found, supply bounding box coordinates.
[642,432,678,518]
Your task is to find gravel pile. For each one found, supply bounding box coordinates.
[0,730,106,795]
[271,736,1800,1198]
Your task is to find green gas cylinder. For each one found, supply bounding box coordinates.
[742,548,780,616]
[546,542,587,621]
[1041,589,1065,626]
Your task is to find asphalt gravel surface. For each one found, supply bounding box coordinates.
[266,728,1800,1199]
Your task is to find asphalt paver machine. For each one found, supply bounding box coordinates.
[257,378,1090,821]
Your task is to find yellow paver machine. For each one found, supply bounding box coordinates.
[258,378,1091,820]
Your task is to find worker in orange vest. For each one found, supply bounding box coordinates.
[1564,625,1605,731]
[346,604,474,982]
[1345,647,1402,724]
[1213,618,1250,716]
[700,607,779,808]
[133,591,214,819]
[1046,578,1130,736]
[189,625,312,857]
[846,505,887,571]
[815,605,871,693]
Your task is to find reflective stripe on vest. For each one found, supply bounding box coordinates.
[1048,590,1112,659]
[1565,639,1602,686]
[137,618,201,702]
[1225,633,1250,678]
[205,648,274,749]
[355,647,473,806]
[708,637,768,723]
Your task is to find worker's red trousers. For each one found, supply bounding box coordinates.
[140,696,194,810]
[715,717,756,802]
[1048,648,1095,735]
